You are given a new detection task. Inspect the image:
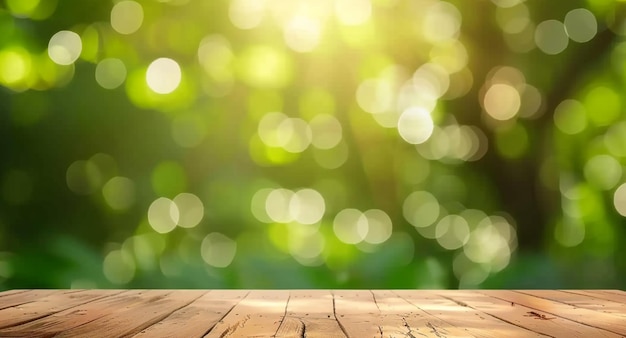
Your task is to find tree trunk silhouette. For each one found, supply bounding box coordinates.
[470,27,618,250]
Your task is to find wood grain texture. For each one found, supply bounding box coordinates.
[0,289,624,337]
[395,290,547,338]
[439,290,623,337]
[0,289,72,310]
[203,290,289,338]
[491,290,626,335]
[276,290,345,338]
[333,289,384,337]
[132,290,247,338]
[564,290,626,306]
[0,289,29,298]
[373,289,475,337]
[0,289,123,329]
[0,290,203,338]
[523,290,626,318]
[56,290,206,338]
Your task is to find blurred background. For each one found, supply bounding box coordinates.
[1,0,625,290]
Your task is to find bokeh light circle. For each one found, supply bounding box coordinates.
[95,58,127,89]
[146,58,182,94]
[48,30,82,65]
[148,197,179,234]
[110,0,144,35]
[397,107,434,144]
[483,83,520,121]
[613,184,626,217]
[201,233,237,268]
[564,8,597,43]
[535,20,569,55]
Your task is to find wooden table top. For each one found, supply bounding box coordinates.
[0,289,625,337]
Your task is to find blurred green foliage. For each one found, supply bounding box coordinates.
[1,0,626,290]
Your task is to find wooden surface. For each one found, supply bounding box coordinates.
[0,290,625,337]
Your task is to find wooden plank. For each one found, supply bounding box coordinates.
[567,290,626,305]
[275,317,305,338]
[490,290,626,335]
[332,289,385,337]
[0,290,29,297]
[0,290,124,329]
[335,290,471,337]
[521,290,626,318]
[459,290,625,337]
[276,290,345,338]
[596,290,626,297]
[203,290,289,337]
[0,289,624,337]
[0,290,70,310]
[395,290,547,337]
[372,290,471,337]
[370,290,419,337]
[54,290,206,338]
[0,290,171,337]
[131,290,247,338]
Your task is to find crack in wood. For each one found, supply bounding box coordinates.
[394,291,463,337]
[298,318,306,338]
[0,291,129,331]
[218,314,251,338]
[370,290,381,312]
[5,290,622,337]
[438,295,467,308]
[201,291,249,337]
[275,291,292,336]
[524,311,556,320]
[440,294,556,338]
[124,292,207,337]
[330,291,349,338]
[401,317,419,338]
[426,322,445,338]
[494,291,626,335]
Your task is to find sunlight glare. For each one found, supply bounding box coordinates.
[229,0,266,29]
[284,15,322,53]
[335,0,371,26]
[422,2,461,43]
